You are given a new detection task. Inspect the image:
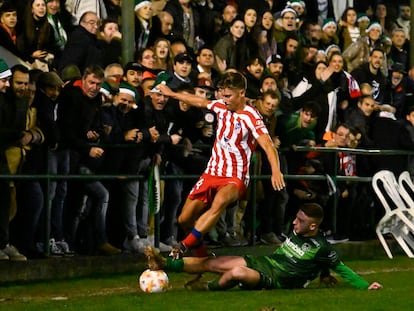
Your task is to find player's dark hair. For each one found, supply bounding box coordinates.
[300,203,324,223]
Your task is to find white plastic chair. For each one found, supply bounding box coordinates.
[398,171,414,208]
[372,170,414,258]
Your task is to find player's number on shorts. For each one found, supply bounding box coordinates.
[195,178,204,190]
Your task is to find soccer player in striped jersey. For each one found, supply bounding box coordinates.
[156,71,285,259]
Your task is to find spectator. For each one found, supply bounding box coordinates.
[153,38,174,71]
[277,101,319,151]
[59,11,103,73]
[11,68,45,251]
[393,4,410,41]
[191,46,221,87]
[278,33,301,88]
[252,89,288,244]
[134,0,153,52]
[140,70,157,97]
[166,52,193,90]
[319,18,339,51]
[371,1,393,38]
[388,28,409,72]
[265,54,284,80]
[337,7,360,51]
[100,81,156,253]
[214,17,246,73]
[0,2,21,58]
[274,7,300,45]
[343,21,388,76]
[138,75,183,249]
[242,7,260,55]
[344,95,376,149]
[98,19,122,67]
[122,61,144,98]
[46,0,70,68]
[22,71,73,257]
[0,59,27,261]
[148,11,175,47]
[357,13,371,38]
[137,47,157,72]
[17,0,54,65]
[382,62,407,119]
[244,56,266,100]
[170,37,188,59]
[164,0,202,51]
[59,65,121,256]
[351,48,387,104]
[258,11,278,62]
[4,65,32,223]
[291,60,335,143]
[102,62,124,98]
[219,3,237,36]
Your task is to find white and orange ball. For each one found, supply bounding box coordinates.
[139,269,169,293]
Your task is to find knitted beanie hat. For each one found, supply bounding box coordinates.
[134,0,152,11]
[0,59,11,79]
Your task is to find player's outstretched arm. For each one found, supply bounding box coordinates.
[157,83,210,108]
[368,282,382,290]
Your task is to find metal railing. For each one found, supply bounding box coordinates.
[1,145,414,254]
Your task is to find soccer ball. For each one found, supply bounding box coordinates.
[139,269,169,293]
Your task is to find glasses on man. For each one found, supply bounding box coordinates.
[83,20,101,27]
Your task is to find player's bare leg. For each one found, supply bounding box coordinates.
[193,184,239,234]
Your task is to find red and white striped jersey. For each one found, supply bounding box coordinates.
[205,100,269,186]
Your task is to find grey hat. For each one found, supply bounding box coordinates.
[38,71,63,88]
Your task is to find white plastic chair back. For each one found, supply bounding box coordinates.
[398,171,414,208]
[372,170,414,258]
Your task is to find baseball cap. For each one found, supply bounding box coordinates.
[174,52,193,64]
[266,54,283,65]
[124,62,143,73]
[196,77,215,90]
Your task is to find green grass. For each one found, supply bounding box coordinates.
[1,256,414,311]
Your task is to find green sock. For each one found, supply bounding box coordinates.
[166,257,184,272]
[207,278,221,290]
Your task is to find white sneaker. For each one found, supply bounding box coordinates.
[55,240,75,256]
[123,235,146,254]
[49,238,64,256]
[139,238,152,247]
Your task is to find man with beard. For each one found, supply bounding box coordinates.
[351,48,387,104]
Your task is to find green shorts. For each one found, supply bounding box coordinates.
[244,255,281,289]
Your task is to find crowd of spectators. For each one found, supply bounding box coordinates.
[1,0,414,260]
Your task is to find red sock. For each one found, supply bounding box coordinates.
[182,228,202,249]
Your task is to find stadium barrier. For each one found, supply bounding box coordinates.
[1,145,413,254]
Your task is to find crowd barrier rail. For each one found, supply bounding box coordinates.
[1,145,414,254]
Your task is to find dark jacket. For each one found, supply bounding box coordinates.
[58,25,103,73]
[58,80,104,172]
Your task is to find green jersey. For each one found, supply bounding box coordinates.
[246,231,370,289]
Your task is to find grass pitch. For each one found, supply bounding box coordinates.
[1,255,414,311]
